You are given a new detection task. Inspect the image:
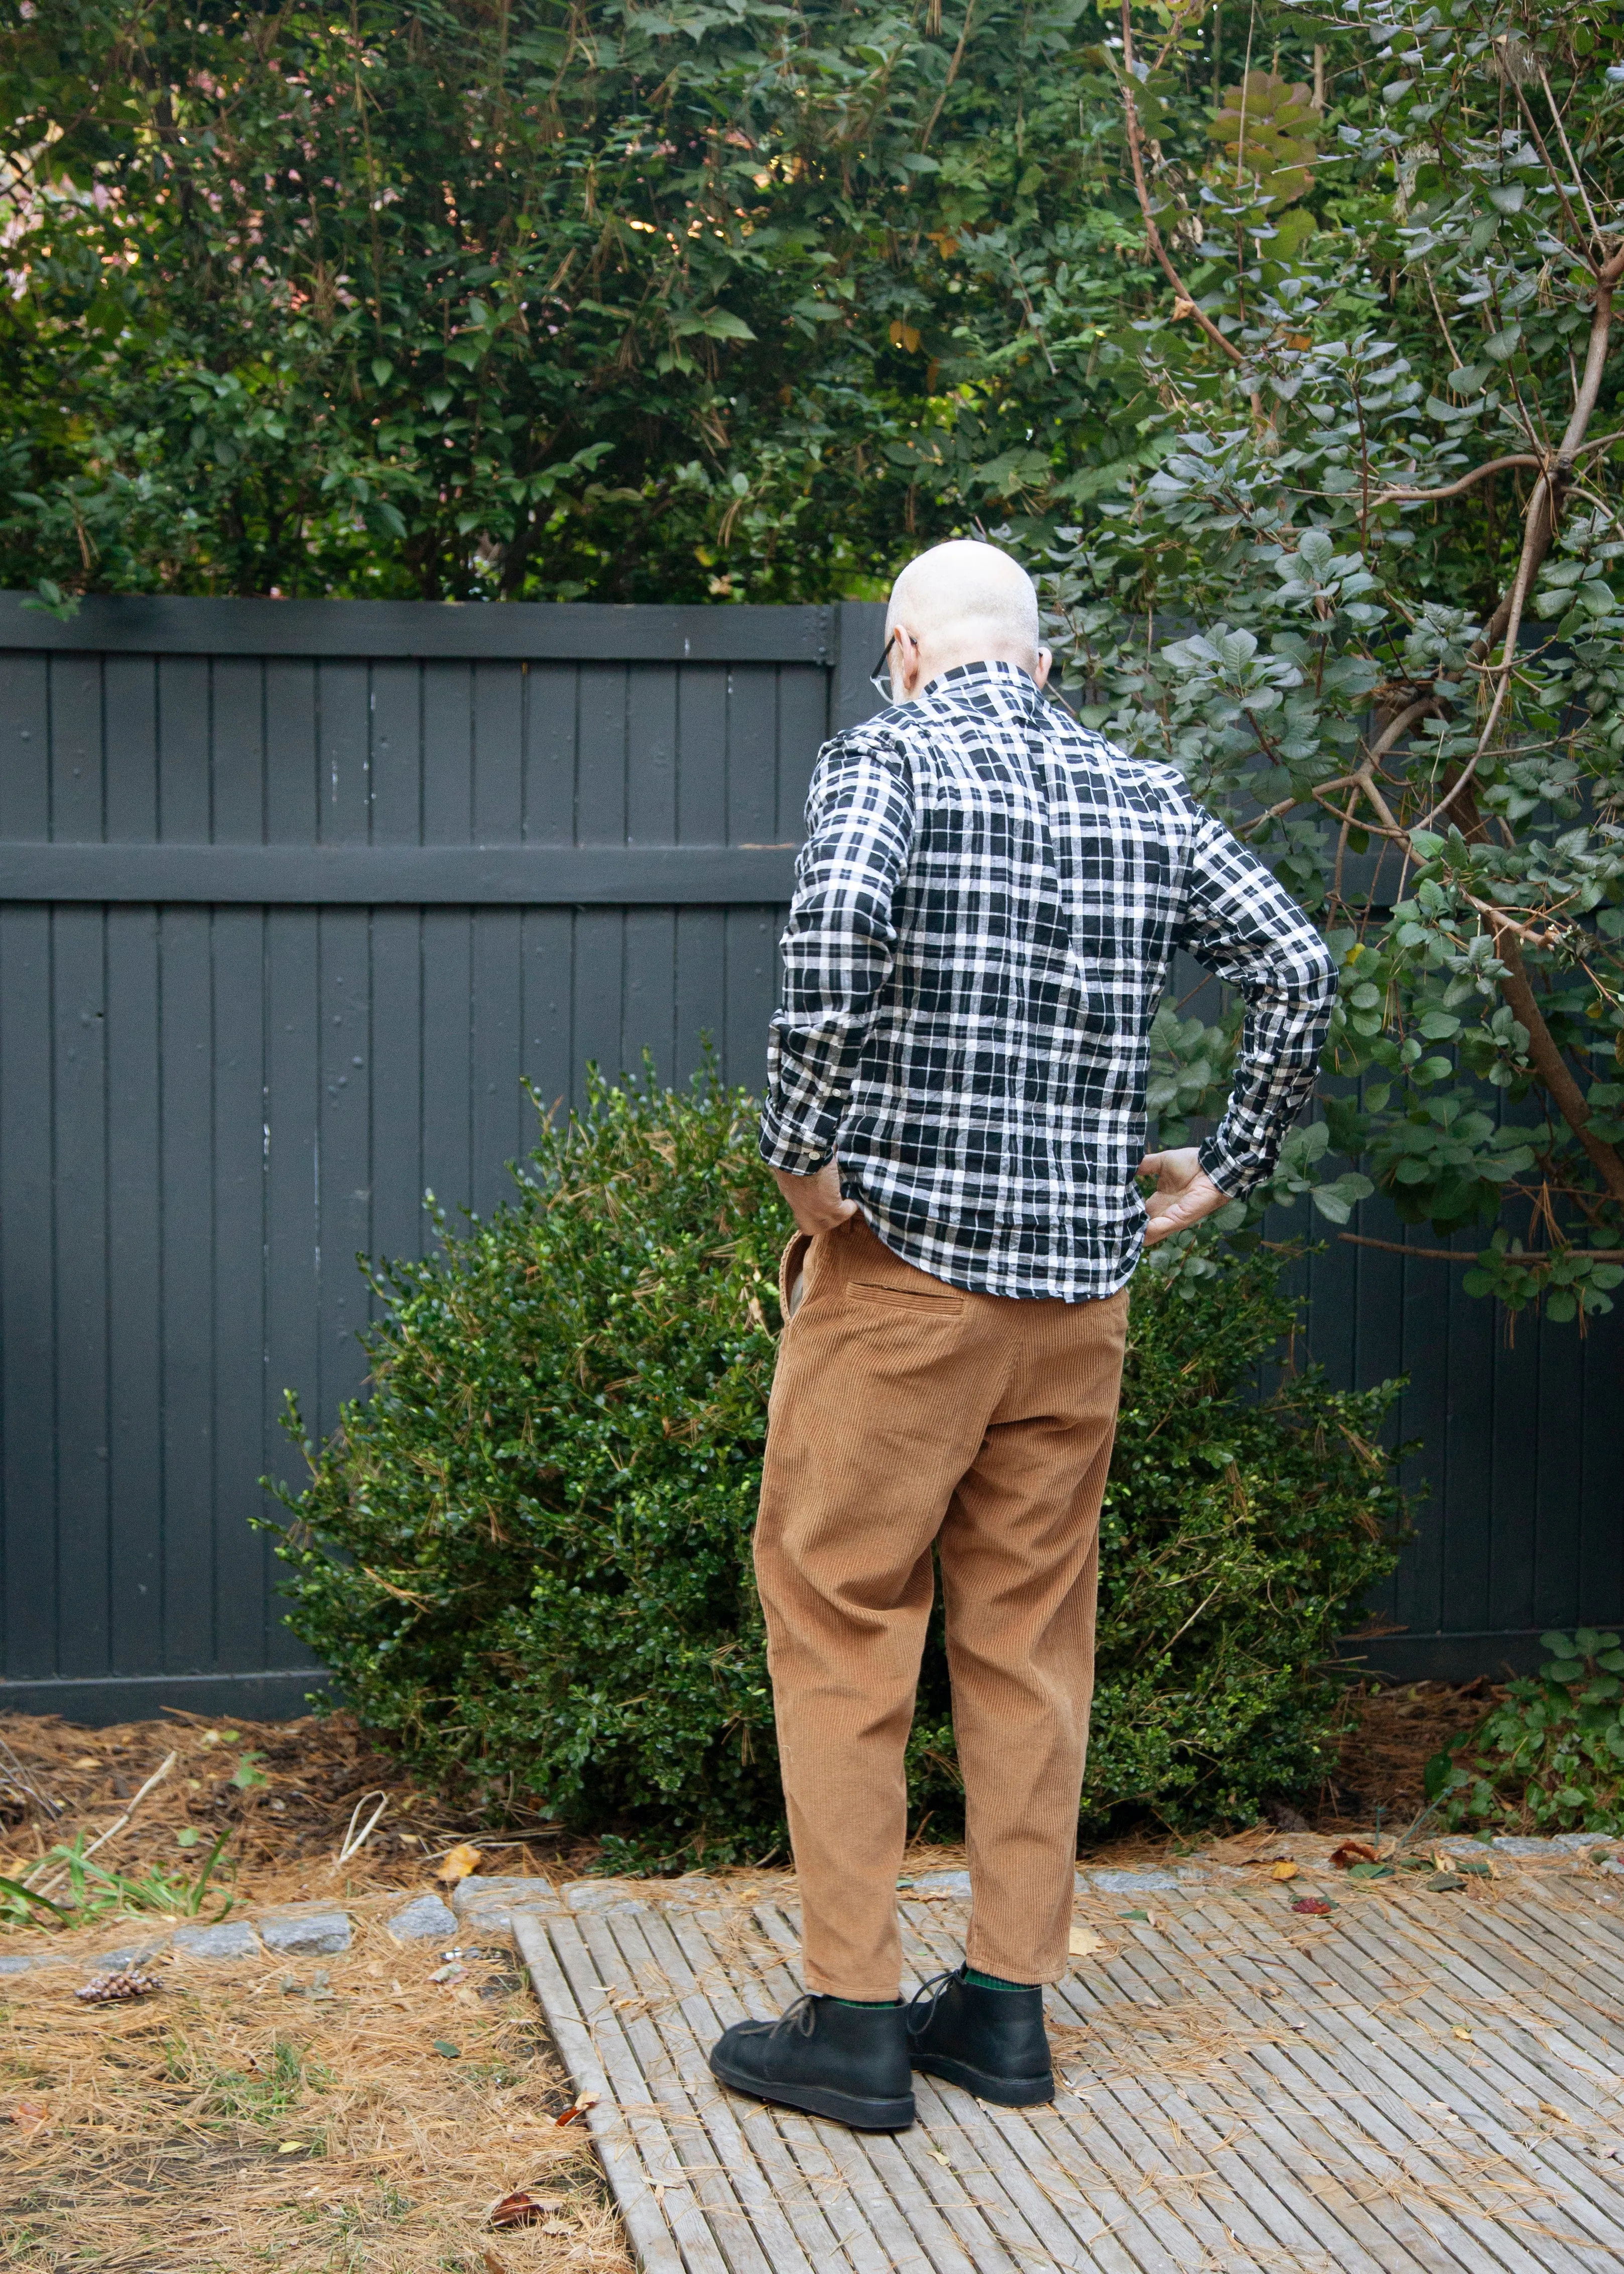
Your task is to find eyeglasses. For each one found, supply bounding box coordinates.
[869,630,900,703]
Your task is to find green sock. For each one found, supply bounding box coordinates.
[965,1968,1036,1992]
[834,1996,898,2008]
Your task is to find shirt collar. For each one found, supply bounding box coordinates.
[917,658,1045,707]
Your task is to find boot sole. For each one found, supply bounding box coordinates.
[911,2050,1055,2108]
[708,2048,915,2131]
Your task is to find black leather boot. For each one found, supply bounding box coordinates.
[708,1994,915,2130]
[906,1966,1055,2106]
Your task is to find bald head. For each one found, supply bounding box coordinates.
[882,540,1048,701]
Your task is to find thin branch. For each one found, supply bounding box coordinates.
[1508,75,1587,247]
[26,1751,179,1899]
[1115,1,1246,376]
[1494,926,1624,1205]
[1372,454,1540,507]
[1539,66,1602,243]
[1340,1231,1624,1265]
[918,0,977,152]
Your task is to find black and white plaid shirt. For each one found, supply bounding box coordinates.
[760,660,1336,1300]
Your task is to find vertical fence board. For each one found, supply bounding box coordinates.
[0,906,56,1680]
[50,656,104,841]
[106,906,164,1678]
[52,906,111,1678]
[105,657,158,843]
[211,908,271,1670]
[158,908,217,1670]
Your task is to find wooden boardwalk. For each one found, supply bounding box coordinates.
[513,1840,1624,2274]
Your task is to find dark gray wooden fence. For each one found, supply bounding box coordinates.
[0,592,1616,1722]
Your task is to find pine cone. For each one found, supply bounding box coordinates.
[75,1969,162,2003]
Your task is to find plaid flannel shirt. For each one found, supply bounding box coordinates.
[760,660,1336,1300]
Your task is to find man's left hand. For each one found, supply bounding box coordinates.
[1138,1148,1230,1247]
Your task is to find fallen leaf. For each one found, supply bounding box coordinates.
[487,2186,565,2228]
[482,2250,511,2274]
[1425,1871,1466,1892]
[277,2140,306,2155]
[429,1962,467,1985]
[555,2088,600,2127]
[928,2148,951,2168]
[1329,1840,1379,1869]
[432,2040,460,2059]
[1119,1907,1149,1922]
[653,2184,666,2204]
[1451,2023,1472,2042]
[1538,2100,1574,2124]
[1291,1896,1335,1917]
[1068,1926,1104,1958]
[1270,1861,1300,1882]
[10,2099,49,2133]
[436,1841,484,1885]
[70,1755,99,1768]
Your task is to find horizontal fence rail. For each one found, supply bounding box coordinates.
[0,590,1616,1724]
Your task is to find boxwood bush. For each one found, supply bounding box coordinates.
[268,1071,1405,1867]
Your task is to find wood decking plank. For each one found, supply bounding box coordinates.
[579,1905,786,2274]
[607,1900,853,2274]
[511,1912,686,2274]
[1044,1934,1470,2274]
[1171,1895,1612,2274]
[903,1905,1332,2274]
[518,1871,1624,2274]
[546,1911,736,2274]
[654,1903,902,2274]
[1119,1893,1567,2274]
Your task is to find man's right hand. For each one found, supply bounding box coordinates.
[770,1160,858,1236]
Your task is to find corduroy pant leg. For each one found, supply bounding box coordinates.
[754,1215,1010,2000]
[938,1287,1129,1986]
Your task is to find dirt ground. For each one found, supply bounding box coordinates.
[0,1683,1493,2270]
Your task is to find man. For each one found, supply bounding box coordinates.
[707,540,1336,2131]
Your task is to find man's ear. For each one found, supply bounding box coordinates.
[1034,648,1052,691]
[894,624,924,697]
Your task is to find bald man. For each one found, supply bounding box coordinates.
[707,540,1336,2130]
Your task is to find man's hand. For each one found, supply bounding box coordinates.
[1138,1147,1230,1247]
[770,1160,858,1236]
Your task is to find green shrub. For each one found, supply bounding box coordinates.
[268,1071,1405,1867]
[1426,1631,1624,1837]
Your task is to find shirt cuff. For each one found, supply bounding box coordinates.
[759,1105,835,1177]
[1196,1135,1261,1200]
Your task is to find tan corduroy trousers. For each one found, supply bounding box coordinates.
[755,1212,1129,2001]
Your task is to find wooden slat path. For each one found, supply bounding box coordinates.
[512,1847,1624,2273]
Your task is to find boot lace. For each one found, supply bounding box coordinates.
[905,1968,959,2037]
[767,1993,820,2041]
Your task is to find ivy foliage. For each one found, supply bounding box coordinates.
[0,0,1197,603]
[1427,1628,1624,1834]
[268,1073,1404,1865]
[1044,0,1624,1321]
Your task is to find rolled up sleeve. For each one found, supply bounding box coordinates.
[1173,807,1337,1196]
[760,725,916,1174]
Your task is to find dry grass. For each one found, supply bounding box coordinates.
[2,1901,633,2274]
[0,1712,625,2273]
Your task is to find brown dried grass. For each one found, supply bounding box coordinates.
[2,1898,633,2273]
[0,1713,627,2272]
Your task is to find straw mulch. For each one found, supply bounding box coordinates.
[1,1710,625,2273]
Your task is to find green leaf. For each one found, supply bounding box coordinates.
[0,1873,68,1919]
[1483,324,1523,362]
